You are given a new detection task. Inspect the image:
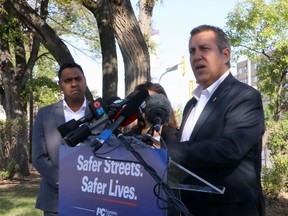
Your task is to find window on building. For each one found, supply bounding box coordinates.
[238,68,242,74]
[254,63,258,70]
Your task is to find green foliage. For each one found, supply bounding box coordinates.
[21,76,60,107]
[1,1,62,109]
[0,12,23,43]
[27,0,102,63]
[257,47,288,115]
[262,120,288,198]
[225,0,288,119]
[46,0,101,59]
[0,160,18,180]
[266,120,288,156]
[226,0,288,57]
[262,154,288,198]
[32,52,59,79]
[90,89,99,100]
[0,1,6,14]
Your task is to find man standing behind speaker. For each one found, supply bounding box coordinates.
[32,62,89,216]
[167,25,265,216]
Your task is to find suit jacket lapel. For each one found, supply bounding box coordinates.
[54,99,91,128]
[178,97,197,139]
[189,74,234,141]
[54,101,65,128]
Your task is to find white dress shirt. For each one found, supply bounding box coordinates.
[181,71,230,141]
[63,98,87,123]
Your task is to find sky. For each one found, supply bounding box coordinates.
[76,0,240,109]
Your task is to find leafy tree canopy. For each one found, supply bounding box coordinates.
[26,0,101,61]
[225,0,288,59]
[225,0,288,120]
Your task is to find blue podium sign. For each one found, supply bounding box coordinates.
[59,145,168,216]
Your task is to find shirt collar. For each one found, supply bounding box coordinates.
[63,97,87,113]
[193,70,230,100]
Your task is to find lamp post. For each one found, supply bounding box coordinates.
[158,56,186,83]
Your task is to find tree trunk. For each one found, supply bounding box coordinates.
[83,0,118,101]
[110,0,151,96]
[0,119,30,178]
[0,67,29,171]
[138,0,155,38]
[0,8,30,175]
[272,68,288,121]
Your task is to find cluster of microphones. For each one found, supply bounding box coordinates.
[58,88,193,216]
[57,88,172,149]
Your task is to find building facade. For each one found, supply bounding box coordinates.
[236,59,258,89]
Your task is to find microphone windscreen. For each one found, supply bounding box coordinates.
[145,93,172,124]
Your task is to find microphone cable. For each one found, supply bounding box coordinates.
[116,133,192,216]
[89,131,192,215]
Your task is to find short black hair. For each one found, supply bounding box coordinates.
[58,62,84,79]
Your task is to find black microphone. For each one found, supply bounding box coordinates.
[107,89,143,116]
[145,93,172,132]
[63,89,148,147]
[106,96,121,106]
[63,97,111,147]
[57,119,83,138]
[63,116,111,147]
[64,96,124,147]
[88,97,109,120]
[96,88,149,143]
[57,97,108,138]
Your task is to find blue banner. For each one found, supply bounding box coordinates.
[59,144,168,216]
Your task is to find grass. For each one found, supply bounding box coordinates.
[0,167,42,216]
[0,184,42,216]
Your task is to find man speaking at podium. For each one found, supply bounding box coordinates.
[167,25,265,216]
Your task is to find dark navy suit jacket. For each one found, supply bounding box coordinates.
[168,74,265,215]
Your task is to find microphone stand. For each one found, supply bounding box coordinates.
[140,125,159,148]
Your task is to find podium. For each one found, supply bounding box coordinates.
[58,143,169,216]
[59,137,225,216]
